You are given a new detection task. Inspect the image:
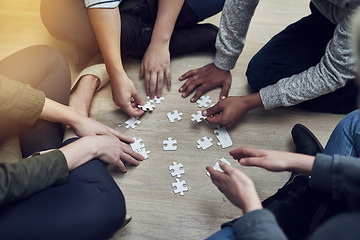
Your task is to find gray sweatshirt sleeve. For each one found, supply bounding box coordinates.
[214,0,260,71]
[310,153,360,209]
[222,209,287,239]
[259,6,356,109]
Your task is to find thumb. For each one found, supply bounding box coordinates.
[203,102,222,117]
[220,81,231,100]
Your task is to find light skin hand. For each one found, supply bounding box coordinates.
[207,163,262,214]
[87,8,144,117]
[230,147,315,175]
[111,74,145,117]
[140,43,171,98]
[203,93,263,127]
[179,63,232,102]
[70,114,134,143]
[61,135,144,172]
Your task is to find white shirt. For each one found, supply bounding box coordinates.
[84,0,121,8]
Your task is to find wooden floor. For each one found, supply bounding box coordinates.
[0,1,346,239]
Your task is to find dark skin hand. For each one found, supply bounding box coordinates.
[203,93,263,128]
[178,63,232,102]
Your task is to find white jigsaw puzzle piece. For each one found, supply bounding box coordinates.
[214,125,233,148]
[169,162,185,178]
[191,111,207,122]
[125,117,141,129]
[163,137,177,151]
[130,138,145,152]
[137,148,151,159]
[196,136,213,150]
[167,110,183,123]
[172,178,188,196]
[196,95,212,108]
[207,158,232,176]
[138,101,155,111]
[147,96,165,104]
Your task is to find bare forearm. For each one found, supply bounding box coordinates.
[87,7,125,78]
[40,98,82,128]
[151,0,184,45]
[59,137,97,170]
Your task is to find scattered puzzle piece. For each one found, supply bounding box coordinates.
[207,158,231,176]
[172,178,188,196]
[191,111,207,122]
[214,125,233,148]
[167,110,183,123]
[130,138,145,152]
[196,95,212,108]
[125,117,141,129]
[163,137,177,151]
[137,148,151,160]
[169,162,185,178]
[138,101,155,111]
[147,96,165,104]
[196,136,213,150]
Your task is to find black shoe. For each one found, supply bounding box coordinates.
[291,123,324,156]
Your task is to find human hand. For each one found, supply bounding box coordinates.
[70,114,135,143]
[111,74,145,117]
[207,163,262,213]
[140,43,171,99]
[178,63,232,102]
[92,135,144,172]
[230,147,315,175]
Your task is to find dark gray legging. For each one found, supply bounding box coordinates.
[0,45,126,240]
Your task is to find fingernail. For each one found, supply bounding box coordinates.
[202,110,207,116]
[179,87,183,92]
[221,96,226,100]
[191,98,195,102]
[182,93,186,97]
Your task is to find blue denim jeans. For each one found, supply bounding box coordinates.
[323,109,360,157]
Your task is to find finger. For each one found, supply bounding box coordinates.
[181,76,202,99]
[218,162,235,174]
[106,126,134,143]
[149,71,157,99]
[145,68,151,96]
[202,103,222,117]
[179,69,197,81]
[140,61,145,78]
[123,104,144,117]
[220,81,231,100]
[165,68,171,91]
[115,158,127,172]
[124,145,144,161]
[190,85,207,102]
[229,147,263,160]
[121,152,141,166]
[156,71,164,98]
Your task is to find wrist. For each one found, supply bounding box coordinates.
[242,93,264,111]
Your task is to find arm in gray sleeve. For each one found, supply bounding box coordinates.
[259,9,356,110]
[222,209,287,239]
[214,0,259,71]
[310,153,360,209]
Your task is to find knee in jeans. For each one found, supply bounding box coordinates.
[246,57,266,92]
[338,110,360,135]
